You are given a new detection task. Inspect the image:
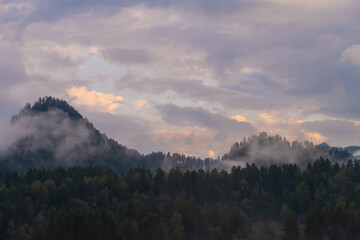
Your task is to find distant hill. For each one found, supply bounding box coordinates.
[1,97,146,173]
[0,97,358,173]
[219,132,354,169]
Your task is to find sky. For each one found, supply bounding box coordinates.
[0,0,360,158]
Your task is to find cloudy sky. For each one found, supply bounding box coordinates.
[1,0,360,158]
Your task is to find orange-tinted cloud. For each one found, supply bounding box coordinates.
[259,112,303,125]
[231,114,247,122]
[133,99,148,109]
[67,86,123,113]
[305,132,327,143]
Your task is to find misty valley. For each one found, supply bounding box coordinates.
[1,97,360,240]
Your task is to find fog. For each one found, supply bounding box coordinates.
[0,106,354,172]
[0,108,107,166]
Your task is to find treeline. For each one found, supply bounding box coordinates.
[222,132,352,167]
[1,158,360,239]
[11,96,83,122]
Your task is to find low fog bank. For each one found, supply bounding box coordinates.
[0,97,356,173]
[212,133,353,170]
[0,109,109,168]
[159,133,356,172]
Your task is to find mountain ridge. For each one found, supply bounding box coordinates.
[0,96,358,172]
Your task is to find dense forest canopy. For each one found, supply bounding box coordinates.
[1,159,360,239]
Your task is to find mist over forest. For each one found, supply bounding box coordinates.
[1,0,360,238]
[1,97,360,240]
[0,97,357,174]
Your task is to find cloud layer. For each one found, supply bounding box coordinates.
[1,0,360,156]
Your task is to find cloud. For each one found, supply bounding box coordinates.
[305,132,327,143]
[0,115,33,152]
[251,112,316,144]
[66,86,124,113]
[156,103,255,140]
[231,114,247,122]
[8,0,254,29]
[264,0,357,9]
[259,112,303,125]
[117,73,280,111]
[301,120,360,147]
[16,1,360,117]
[101,47,156,65]
[0,43,28,87]
[78,106,254,157]
[0,0,360,158]
[342,44,360,66]
[23,44,85,79]
[136,128,226,157]
[78,109,152,151]
[133,99,148,109]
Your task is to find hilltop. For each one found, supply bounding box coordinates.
[0,97,357,173]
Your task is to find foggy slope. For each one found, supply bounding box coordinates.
[0,97,142,173]
[0,97,357,173]
[219,132,353,169]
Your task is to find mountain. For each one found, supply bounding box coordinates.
[1,97,145,173]
[0,97,358,173]
[0,96,206,173]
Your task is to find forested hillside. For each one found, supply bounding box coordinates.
[1,158,360,239]
[2,97,360,240]
[221,132,352,168]
[1,97,357,174]
[1,97,146,173]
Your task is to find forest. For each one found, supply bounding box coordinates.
[2,97,360,239]
[2,158,360,240]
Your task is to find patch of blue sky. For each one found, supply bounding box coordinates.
[79,56,125,82]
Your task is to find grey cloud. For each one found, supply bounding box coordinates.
[78,109,215,157]
[0,45,28,86]
[82,104,256,156]
[104,7,359,118]
[82,109,203,155]
[3,0,255,33]
[15,0,360,119]
[42,51,84,70]
[80,109,151,153]
[301,120,360,147]
[101,48,156,65]
[1,0,360,153]
[156,103,255,140]
[117,73,286,111]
